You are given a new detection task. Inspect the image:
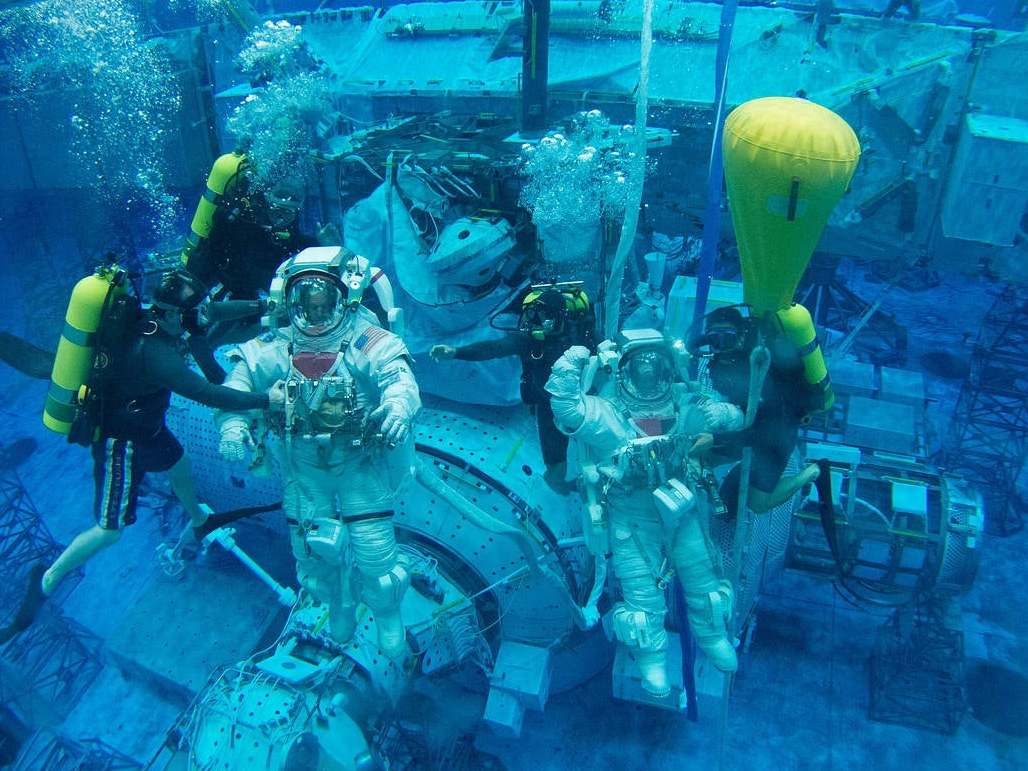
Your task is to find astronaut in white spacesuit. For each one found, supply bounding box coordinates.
[216,247,420,658]
[546,329,744,696]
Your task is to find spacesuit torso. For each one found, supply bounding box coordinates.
[225,307,419,510]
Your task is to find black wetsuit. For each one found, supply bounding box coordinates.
[715,367,817,516]
[91,325,269,530]
[186,215,315,300]
[455,328,594,468]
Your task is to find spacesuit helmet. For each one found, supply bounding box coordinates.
[269,247,373,335]
[615,328,676,405]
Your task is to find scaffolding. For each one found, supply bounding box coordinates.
[0,470,79,615]
[944,287,1028,536]
[868,599,966,735]
[12,733,140,771]
[0,465,108,766]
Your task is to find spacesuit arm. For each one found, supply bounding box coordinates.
[545,345,593,432]
[355,328,421,443]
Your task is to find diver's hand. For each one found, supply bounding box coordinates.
[546,345,592,399]
[219,424,254,463]
[368,401,411,445]
[689,432,714,456]
[429,345,457,362]
[315,221,341,246]
[267,380,287,410]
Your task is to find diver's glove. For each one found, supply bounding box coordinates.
[219,423,255,463]
[368,400,413,445]
[700,400,745,431]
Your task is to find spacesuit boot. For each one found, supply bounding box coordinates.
[634,650,672,698]
[611,604,671,697]
[673,515,738,673]
[351,517,409,658]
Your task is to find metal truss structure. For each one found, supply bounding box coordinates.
[868,599,966,735]
[0,470,78,615]
[12,733,140,771]
[944,287,1028,536]
[796,252,909,366]
[0,467,110,767]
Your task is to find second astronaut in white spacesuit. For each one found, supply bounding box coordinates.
[546,329,744,696]
[216,247,420,658]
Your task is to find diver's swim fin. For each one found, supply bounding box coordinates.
[0,563,49,645]
[193,501,282,541]
[0,332,55,380]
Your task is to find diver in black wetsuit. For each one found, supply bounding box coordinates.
[182,160,390,340]
[0,270,285,644]
[690,306,822,516]
[429,285,595,493]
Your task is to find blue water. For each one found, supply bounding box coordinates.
[1,1,1026,769]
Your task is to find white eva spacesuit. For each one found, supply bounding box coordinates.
[546,329,744,696]
[216,247,420,658]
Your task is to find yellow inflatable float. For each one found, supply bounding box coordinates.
[722,96,860,410]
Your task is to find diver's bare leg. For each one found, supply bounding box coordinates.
[43,525,122,595]
[166,455,206,527]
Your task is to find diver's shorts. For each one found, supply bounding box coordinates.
[91,426,184,530]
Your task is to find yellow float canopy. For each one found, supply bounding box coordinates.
[723,97,860,314]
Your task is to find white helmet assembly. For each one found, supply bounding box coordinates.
[267,247,373,336]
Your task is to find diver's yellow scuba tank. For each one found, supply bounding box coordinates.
[722,97,860,411]
[43,266,129,440]
[180,152,247,264]
[774,303,834,411]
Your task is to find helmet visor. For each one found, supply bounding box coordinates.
[287,276,344,336]
[620,347,674,402]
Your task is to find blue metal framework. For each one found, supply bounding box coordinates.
[944,287,1028,536]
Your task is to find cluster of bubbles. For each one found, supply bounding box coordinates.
[0,0,181,243]
[237,20,311,83]
[518,110,648,228]
[226,21,330,190]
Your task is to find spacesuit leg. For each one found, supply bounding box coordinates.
[609,515,671,696]
[284,475,356,643]
[348,515,409,659]
[671,512,737,672]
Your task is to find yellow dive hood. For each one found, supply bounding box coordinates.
[723,97,860,315]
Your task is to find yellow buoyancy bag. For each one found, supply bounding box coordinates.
[774,303,834,412]
[723,97,860,315]
[180,152,247,264]
[43,266,128,436]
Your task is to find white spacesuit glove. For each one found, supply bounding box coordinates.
[219,422,255,463]
[701,400,745,431]
[545,345,593,400]
[368,400,413,445]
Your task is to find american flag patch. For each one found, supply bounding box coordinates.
[354,326,390,355]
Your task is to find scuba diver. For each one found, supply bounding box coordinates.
[0,269,284,645]
[546,329,745,696]
[215,247,419,658]
[181,152,395,343]
[429,283,595,493]
[690,305,822,517]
